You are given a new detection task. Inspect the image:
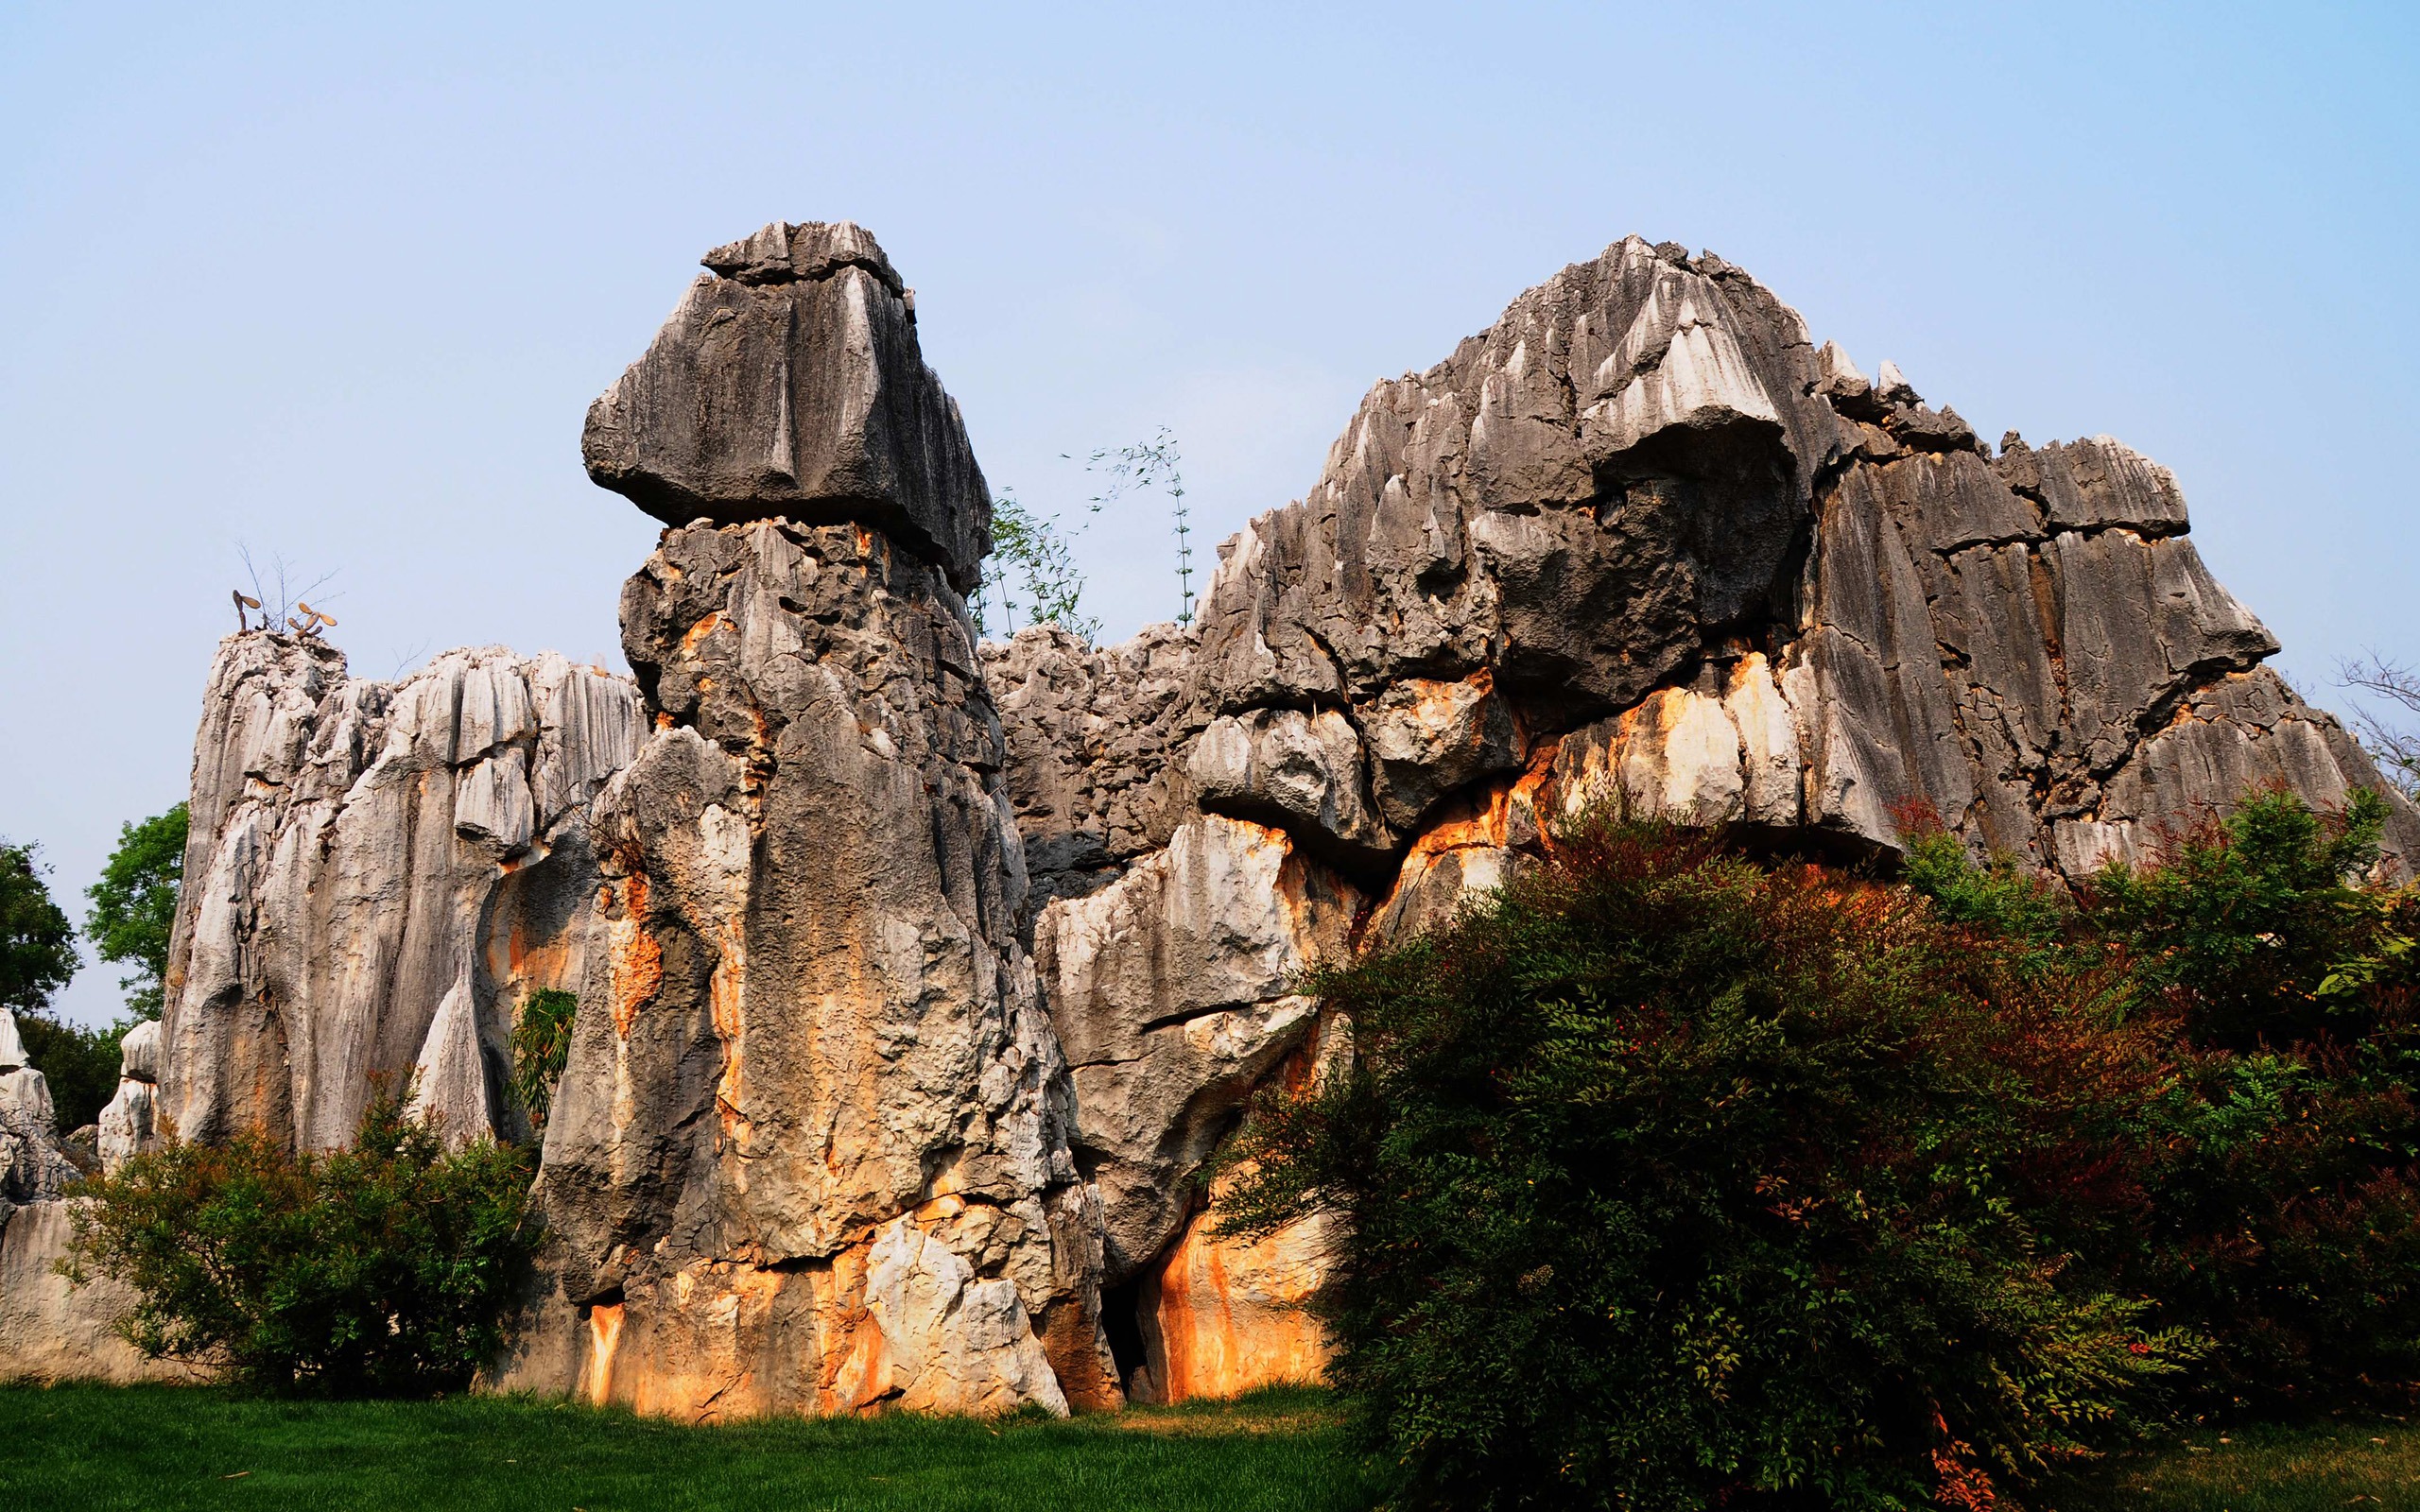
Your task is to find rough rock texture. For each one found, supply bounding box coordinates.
[159,635,646,1152]
[582,220,992,591]
[495,225,1113,1420]
[0,1199,180,1383]
[96,1020,162,1173]
[0,1012,177,1383]
[499,516,1108,1419]
[56,224,2404,1415]
[986,233,2420,1404]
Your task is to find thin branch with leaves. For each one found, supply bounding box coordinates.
[2340,654,2420,801]
[1083,427,1194,626]
[978,491,1099,644]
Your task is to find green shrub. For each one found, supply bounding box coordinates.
[65,1095,541,1395]
[2085,789,2420,1409]
[509,988,579,1133]
[1218,816,2195,1511]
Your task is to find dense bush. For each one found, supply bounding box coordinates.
[66,1095,541,1395]
[1911,789,2420,1409]
[1218,817,2198,1511]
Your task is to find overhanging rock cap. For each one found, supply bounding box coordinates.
[582,220,990,590]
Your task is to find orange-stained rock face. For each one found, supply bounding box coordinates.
[1134,1201,1336,1404]
[512,519,1098,1422]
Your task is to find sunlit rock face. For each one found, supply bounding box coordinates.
[503,517,1114,1419]
[156,635,644,1153]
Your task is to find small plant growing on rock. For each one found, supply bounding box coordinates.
[981,490,1098,642]
[510,988,579,1134]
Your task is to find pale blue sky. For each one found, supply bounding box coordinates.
[6,2,2415,1024]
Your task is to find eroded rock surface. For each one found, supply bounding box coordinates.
[159,636,645,1151]
[992,234,2420,1404]
[61,223,2407,1416]
[501,517,1111,1418]
[582,219,992,590]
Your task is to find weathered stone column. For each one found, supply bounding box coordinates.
[510,222,1115,1418]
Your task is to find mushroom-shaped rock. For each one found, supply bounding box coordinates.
[582,220,992,591]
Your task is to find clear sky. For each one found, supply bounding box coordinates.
[5,2,2415,1025]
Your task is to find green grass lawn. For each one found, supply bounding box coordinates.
[12,1381,2420,1511]
[0,1383,1370,1512]
[2042,1418,2420,1511]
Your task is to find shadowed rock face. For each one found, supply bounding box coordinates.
[75,225,2413,1417]
[581,220,993,592]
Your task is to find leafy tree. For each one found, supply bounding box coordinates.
[1218,815,2194,1511]
[1905,787,2420,1409]
[65,1092,541,1396]
[83,802,188,1021]
[2082,788,2420,1405]
[0,839,78,1018]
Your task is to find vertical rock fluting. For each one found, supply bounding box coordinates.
[157,638,644,1151]
[503,223,1115,1418]
[26,223,2406,1410]
[990,234,2420,1402]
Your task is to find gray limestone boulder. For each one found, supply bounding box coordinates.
[510,518,1115,1418]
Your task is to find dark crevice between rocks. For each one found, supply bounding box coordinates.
[1101,1272,1152,1400]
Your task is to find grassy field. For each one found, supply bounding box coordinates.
[9,1381,2420,1511]
[2043,1418,2420,1511]
[0,1383,1368,1512]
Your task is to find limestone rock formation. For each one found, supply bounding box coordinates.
[21,221,2403,1413]
[985,234,2420,1404]
[582,220,992,590]
[502,520,1109,1417]
[159,636,645,1151]
[496,223,1112,1419]
[96,1020,161,1173]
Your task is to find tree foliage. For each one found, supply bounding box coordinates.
[66,1094,541,1396]
[510,988,579,1134]
[83,802,188,1021]
[1087,427,1194,626]
[0,839,78,1018]
[980,490,1098,642]
[1217,816,2198,1510]
[1220,788,2420,1508]
[11,1012,121,1132]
